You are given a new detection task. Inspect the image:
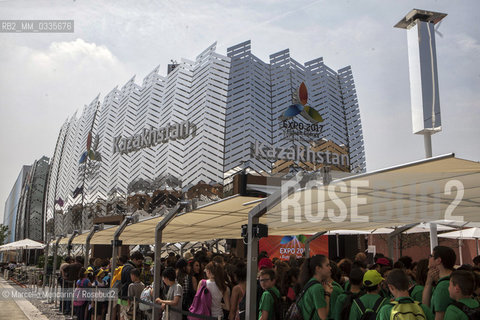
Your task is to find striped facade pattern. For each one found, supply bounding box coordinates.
[45,41,365,236]
[224,40,366,177]
[46,43,231,235]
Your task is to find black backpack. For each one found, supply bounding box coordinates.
[284,279,321,320]
[354,296,385,320]
[340,291,364,320]
[451,301,480,320]
[266,288,287,320]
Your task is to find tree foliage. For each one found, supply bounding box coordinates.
[0,224,10,245]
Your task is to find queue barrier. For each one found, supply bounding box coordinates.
[4,273,223,320]
[119,295,222,320]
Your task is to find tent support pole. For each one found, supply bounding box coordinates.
[246,174,312,320]
[84,225,100,268]
[429,223,438,252]
[52,234,64,308]
[476,238,479,256]
[107,216,134,320]
[336,234,340,258]
[51,235,64,284]
[67,230,79,257]
[180,242,189,257]
[305,232,327,258]
[458,238,463,265]
[388,223,419,260]
[153,202,188,320]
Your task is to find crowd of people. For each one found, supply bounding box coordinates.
[55,246,480,320]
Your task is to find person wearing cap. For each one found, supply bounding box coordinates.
[184,251,193,261]
[74,267,92,320]
[256,257,274,317]
[376,258,390,267]
[348,270,388,320]
[258,257,274,270]
[376,269,433,320]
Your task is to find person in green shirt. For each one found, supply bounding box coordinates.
[297,254,333,320]
[348,270,388,320]
[377,268,433,320]
[410,259,428,303]
[328,261,345,319]
[333,267,364,320]
[258,268,281,320]
[444,270,480,320]
[422,246,456,320]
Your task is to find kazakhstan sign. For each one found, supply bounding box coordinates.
[113,121,196,154]
[251,141,350,167]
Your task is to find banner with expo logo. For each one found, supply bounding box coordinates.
[259,235,328,261]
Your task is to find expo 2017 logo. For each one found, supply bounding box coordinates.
[279,82,324,124]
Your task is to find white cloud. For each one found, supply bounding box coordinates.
[0,38,131,221]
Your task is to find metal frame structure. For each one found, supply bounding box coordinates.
[152,201,188,320]
[84,224,101,268]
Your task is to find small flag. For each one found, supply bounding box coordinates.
[86,132,93,151]
[55,197,64,207]
[72,186,84,198]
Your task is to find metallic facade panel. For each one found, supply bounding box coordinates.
[407,21,442,134]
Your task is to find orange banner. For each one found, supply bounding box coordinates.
[259,235,329,261]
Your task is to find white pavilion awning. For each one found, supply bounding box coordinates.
[438,227,480,240]
[0,238,45,251]
[266,154,480,236]
[58,154,480,246]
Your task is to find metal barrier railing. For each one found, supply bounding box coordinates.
[2,273,224,320]
[119,295,223,320]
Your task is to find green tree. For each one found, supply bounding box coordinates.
[0,224,10,245]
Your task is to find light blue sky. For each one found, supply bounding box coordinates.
[0,0,479,222]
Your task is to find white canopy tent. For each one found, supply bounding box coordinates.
[438,227,480,264]
[0,238,45,265]
[0,238,45,251]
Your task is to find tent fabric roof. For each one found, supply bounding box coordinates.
[265,155,480,235]
[62,195,262,245]
[59,154,480,246]
[438,227,480,239]
[0,238,45,251]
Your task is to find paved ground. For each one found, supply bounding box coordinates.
[0,276,50,320]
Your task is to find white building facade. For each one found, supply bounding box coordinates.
[45,41,365,236]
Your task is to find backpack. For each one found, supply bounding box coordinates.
[188,279,212,320]
[389,299,426,320]
[284,279,321,320]
[266,288,287,320]
[451,300,480,320]
[139,285,152,311]
[340,291,364,320]
[110,265,124,289]
[354,296,385,320]
[73,278,89,306]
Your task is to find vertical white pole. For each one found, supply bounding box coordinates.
[429,223,438,253]
[458,238,463,265]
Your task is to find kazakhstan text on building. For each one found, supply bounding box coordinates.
[46,40,366,236]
